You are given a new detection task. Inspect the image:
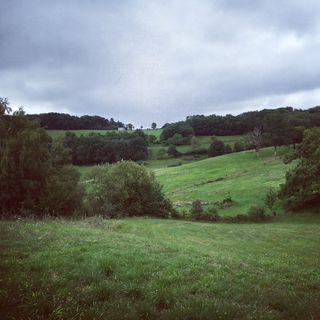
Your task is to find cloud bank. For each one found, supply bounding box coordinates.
[1,0,320,126]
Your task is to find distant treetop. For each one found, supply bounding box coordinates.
[27,112,125,130]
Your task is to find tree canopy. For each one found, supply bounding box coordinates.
[279,128,320,210]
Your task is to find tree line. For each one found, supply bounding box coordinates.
[162,106,320,136]
[64,131,149,165]
[27,112,125,130]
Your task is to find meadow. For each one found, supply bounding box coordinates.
[47,129,163,139]
[155,147,293,215]
[1,215,319,320]
[1,129,319,320]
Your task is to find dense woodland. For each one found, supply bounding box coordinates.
[28,112,125,130]
[64,131,149,165]
[183,106,320,136]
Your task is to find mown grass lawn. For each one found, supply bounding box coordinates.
[1,216,319,319]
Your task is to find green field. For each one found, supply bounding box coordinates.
[1,216,319,319]
[156,147,293,215]
[47,129,163,139]
[77,146,294,215]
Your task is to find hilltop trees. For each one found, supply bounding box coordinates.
[160,122,194,142]
[151,122,157,130]
[28,112,125,130]
[279,128,320,210]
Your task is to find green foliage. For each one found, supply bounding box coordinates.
[279,128,320,210]
[0,109,52,214]
[167,144,179,157]
[64,130,148,165]
[190,200,203,220]
[247,206,267,222]
[42,165,84,216]
[147,134,157,144]
[86,161,173,217]
[208,138,231,157]
[156,147,167,160]
[0,102,84,217]
[233,141,245,152]
[151,122,157,130]
[160,122,194,141]
[265,188,278,212]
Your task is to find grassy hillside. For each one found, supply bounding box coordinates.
[1,216,319,319]
[156,147,293,215]
[47,129,163,139]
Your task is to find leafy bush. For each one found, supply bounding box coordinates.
[265,188,278,213]
[160,123,194,141]
[86,161,173,218]
[42,165,84,216]
[247,206,267,222]
[208,139,232,157]
[233,141,245,152]
[167,145,180,157]
[182,148,208,156]
[190,200,204,220]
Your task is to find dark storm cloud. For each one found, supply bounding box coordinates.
[1,0,320,126]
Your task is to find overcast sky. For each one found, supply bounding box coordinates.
[1,0,320,127]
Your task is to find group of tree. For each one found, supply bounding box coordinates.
[64,130,149,165]
[279,128,320,210]
[0,98,173,218]
[182,106,320,136]
[0,99,83,216]
[28,112,125,130]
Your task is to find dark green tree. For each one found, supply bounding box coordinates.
[279,128,320,210]
[86,161,173,217]
[151,122,157,130]
[167,144,179,157]
[0,101,83,216]
[208,139,226,157]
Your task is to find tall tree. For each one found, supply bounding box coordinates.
[248,126,264,157]
[151,122,157,130]
[279,128,320,210]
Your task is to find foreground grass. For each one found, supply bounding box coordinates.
[156,147,293,215]
[1,216,319,319]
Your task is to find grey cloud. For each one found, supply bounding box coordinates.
[1,0,320,126]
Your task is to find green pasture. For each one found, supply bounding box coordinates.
[156,147,293,215]
[1,215,319,319]
[47,129,162,139]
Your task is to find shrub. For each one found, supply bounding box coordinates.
[233,141,245,152]
[190,200,204,220]
[42,165,84,216]
[167,145,180,157]
[247,206,267,222]
[208,139,232,157]
[265,188,278,213]
[86,161,173,218]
